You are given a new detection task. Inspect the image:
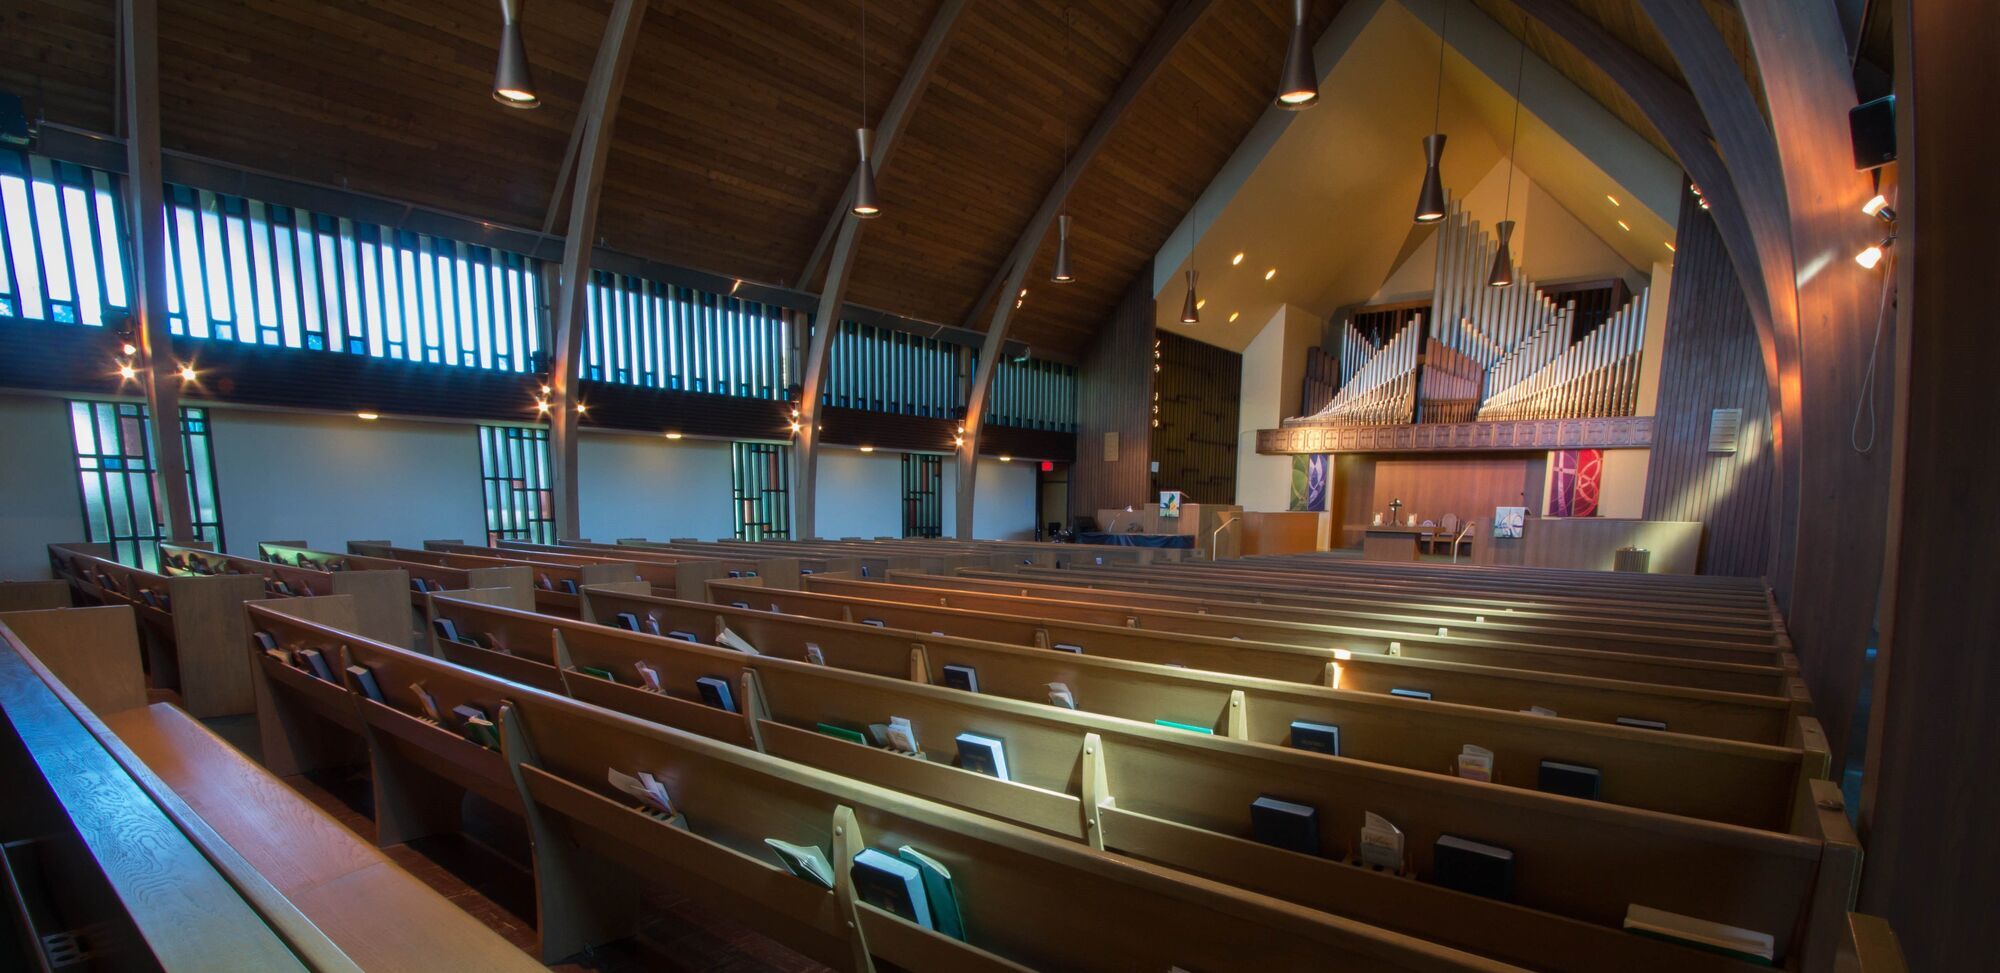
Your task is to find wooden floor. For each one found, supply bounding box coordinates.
[202,716,830,972]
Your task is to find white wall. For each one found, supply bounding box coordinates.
[814,449,905,540]
[1236,305,1320,512]
[0,394,86,580]
[580,432,735,541]
[942,457,1039,540]
[207,409,486,555]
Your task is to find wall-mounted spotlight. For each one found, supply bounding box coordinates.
[1863,194,1897,223]
[1854,237,1893,270]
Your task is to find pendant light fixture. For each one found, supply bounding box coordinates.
[1413,0,1450,223]
[493,0,540,108]
[1052,7,1077,283]
[1275,0,1318,109]
[851,0,882,219]
[1489,34,1527,287]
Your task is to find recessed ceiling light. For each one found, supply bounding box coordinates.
[1663,241,1676,252]
[665,432,683,439]
[1264,268,1276,280]
[998,455,1012,462]
[859,445,875,453]
[1231,252,1245,265]
[1018,287,1029,298]
[1606,195,1621,207]
[356,412,379,421]
[1616,220,1630,232]
[1228,311,1240,322]
[177,363,197,382]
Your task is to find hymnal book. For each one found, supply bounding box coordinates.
[270,581,294,596]
[1052,643,1084,654]
[1357,812,1404,871]
[716,628,760,655]
[860,618,887,628]
[411,578,429,593]
[410,682,444,723]
[1389,687,1433,701]
[346,665,385,703]
[884,716,919,754]
[608,767,677,816]
[1432,835,1515,900]
[424,579,444,593]
[1289,720,1340,755]
[954,733,1010,781]
[728,601,751,609]
[764,838,834,889]
[613,612,642,632]
[1046,682,1077,709]
[561,579,580,594]
[695,676,737,712]
[1155,719,1214,734]
[644,616,663,637]
[1622,904,1775,965]
[804,643,826,665]
[296,648,334,682]
[579,666,618,683]
[1537,760,1602,800]
[897,846,965,941]
[941,664,980,692]
[817,722,869,745]
[139,589,159,608]
[727,570,742,578]
[1250,796,1320,856]
[1456,744,1495,782]
[851,849,932,929]
[253,631,280,653]
[1617,716,1669,731]
[668,630,701,643]
[1523,705,1558,717]
[432,618,467,645]
[453,704,499,749]
[536,573,555,590]
[633,661,664,693]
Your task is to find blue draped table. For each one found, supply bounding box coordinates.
[1075,532,1195,549]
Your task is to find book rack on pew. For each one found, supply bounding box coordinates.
[341,541,644,618]
[257,540,534,638]
[157,543,412,649]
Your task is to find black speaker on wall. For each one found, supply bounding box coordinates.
[1849,94,1896,170]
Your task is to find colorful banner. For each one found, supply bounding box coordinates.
[1548,449,1604,517]
[1289,454,1330,511]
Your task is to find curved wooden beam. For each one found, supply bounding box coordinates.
[548,0,647,540]
[794,0,969,540]
[956,0,1219,538]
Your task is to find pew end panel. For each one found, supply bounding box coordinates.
[327,568,416,649]
[0,580,72,611]
[163,572,269,717]
[0,605,148,715]
[1836,913,1905,973]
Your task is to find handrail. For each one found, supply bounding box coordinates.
[1210,515,1239,561]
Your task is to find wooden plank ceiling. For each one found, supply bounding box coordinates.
[2,0,1757,357]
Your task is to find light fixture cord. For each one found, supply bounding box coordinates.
[1851,243,1896,454]
[859,0,868,128]
[1502,33,1524,221]
[1062,6,1073,216]
[1431,0,1449,132]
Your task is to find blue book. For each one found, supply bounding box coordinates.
[954,732,1010,781]
[346,665,385,703]
[851,849,932,929]
[941,664,979,692]
[613,612,642,632]
[897,846,965,940]
[1289,720,1340,755]
[1389,687,1433,701]
[695,676,737,712]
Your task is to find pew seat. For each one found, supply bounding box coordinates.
[100,702,544,973]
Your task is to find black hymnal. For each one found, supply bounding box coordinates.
[695,676,737,713]
[347,665,385,703]
[1537,760,1602,800]
[1250,796,1320,856]
[433,618,468,644]
[296,648,334,681]
[1616,716,1668,731]
[252,631,280,653]
[1389,687,1433,701]
[941,664,979,693]
[1432,835,1515,901]
[560,579,579,594]
[613,612,642,632]
[1289,720,1340,755]
[1052,643,1083,654]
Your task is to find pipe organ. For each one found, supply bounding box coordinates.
[1291,199,1649,429]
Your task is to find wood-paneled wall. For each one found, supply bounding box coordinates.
[1641,197,1775,577]
[1333,454,1543,546]
[1150,332,1240,504]
[1859,4,1996,968]
[1071,272,1155,525]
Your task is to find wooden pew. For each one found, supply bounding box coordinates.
[247,601,1525,971]
[345,542,639,618]
[48,542,268,716]
[0,579,70,611]
[494,538,843,592]
[808,573,1802,697]
[701,578,1803,746]
[158,543,412,649]
[946,566,1788,659]
[0,607,542,972]
[1234,550,1774,601]
[256,540,532,638]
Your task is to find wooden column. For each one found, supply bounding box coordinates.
[794,0,967,540]
[956,0,1217,538]
[1858,6,1993,969]
[119,0,194,544]
[1736,0,1893,770]
[548,0,646,540]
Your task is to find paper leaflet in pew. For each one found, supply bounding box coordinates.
[608,768,689,829]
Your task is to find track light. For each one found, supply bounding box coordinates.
[116,361,137,381]
[357,412,380,421]
[1863,194,1897,223]
[1855,237,1893,269]
[1488,220,1516,287]
[1051,214,1074,282]
[1180,270,1200,324]
[177,363,197,383]
[493,1,539,108]
[666,432,683,440]
[1274,0,1318,109]
[120,341,138,356]
[852,128,881,218]
[1415,134,1448,223]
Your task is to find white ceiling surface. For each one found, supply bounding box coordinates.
[1152,0,1680,352]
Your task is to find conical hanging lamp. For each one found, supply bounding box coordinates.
[1052,214,1075,282]
[1275,0,1318,109]
[493,0,539,108]
[1180,270,1200,324]
[1414,0,1450,223]
[851,0,882,219]
[1488,33,1527,287]
[1051,8,1077,282]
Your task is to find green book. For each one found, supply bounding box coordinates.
[816,722,869,745]
[579,666,618,683]
[1155,719,1215,735]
